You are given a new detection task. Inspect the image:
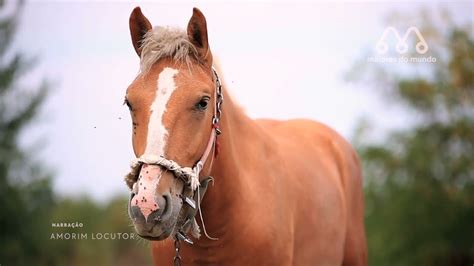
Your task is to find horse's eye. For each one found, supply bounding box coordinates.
[123,98,132,110]
[196,96,210,111]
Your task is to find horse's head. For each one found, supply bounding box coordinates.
[124,7,219,240]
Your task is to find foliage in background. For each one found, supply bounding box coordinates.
[0,2,54,264]
[351,11,474,266]
[48,197,151,266]
[0,3,150,265]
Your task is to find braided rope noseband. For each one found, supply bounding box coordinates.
[126,154,201,191]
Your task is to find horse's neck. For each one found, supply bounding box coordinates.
[198,88,263,243]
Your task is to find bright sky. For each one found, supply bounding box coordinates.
[10,1,473,202]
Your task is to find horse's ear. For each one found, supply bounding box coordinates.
[187,8,212,68]
[129,7,152,57]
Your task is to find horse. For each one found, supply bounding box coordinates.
[123,7,367,265]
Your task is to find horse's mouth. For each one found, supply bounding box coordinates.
[130,209,178,240]
[138,225,174,241]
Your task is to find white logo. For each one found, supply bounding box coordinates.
[376,27,428,55]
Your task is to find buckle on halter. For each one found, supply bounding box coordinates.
[212,122,222,136]
[182,196,196,210]
[176,231,193,245]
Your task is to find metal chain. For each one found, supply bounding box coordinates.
[212,68,224,127]
[173,239,182,266]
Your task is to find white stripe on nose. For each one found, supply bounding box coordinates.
[143,67,179,157]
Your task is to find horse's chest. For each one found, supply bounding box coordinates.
[183,242,290,266]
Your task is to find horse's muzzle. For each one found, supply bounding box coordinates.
[128,164,177,240]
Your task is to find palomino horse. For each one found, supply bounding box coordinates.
[124,7,367,265]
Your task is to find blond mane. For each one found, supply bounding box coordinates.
[140,26,198,73]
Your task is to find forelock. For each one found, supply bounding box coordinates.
[140,26,198,73]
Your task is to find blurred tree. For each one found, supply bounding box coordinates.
[47,196,151,266]
[0,3,151,265]
[0,2,152,265]
[351,12,474,266]
[0,1,55,265]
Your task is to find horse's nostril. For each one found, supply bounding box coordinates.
[158,194,171,217]
[129,184,173,225]
[145,195,170,223]
[156,195,167,210]
[147,195,171,223]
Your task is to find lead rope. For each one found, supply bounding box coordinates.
[197,186,218,241]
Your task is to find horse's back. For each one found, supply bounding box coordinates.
[256,118,367,265]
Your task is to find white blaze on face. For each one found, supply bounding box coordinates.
[143,67,179,157]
